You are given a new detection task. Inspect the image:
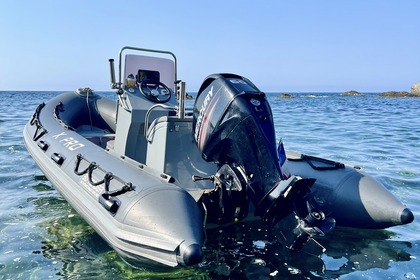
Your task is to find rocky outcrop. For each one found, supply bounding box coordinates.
[279,93,294,99]
[186,93,195,100]
[378,91,419,97]
[411,83,420,95]
[341,90,363,96]
[378,84,420,97]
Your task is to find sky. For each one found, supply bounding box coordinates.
[0,1,419,93]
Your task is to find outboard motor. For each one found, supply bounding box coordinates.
[193,74,281,202]
[192,74,319,231]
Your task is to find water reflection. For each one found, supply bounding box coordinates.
[316,227,412,278]
[200,219,413,279]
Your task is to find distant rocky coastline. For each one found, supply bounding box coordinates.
[378,91,413,97]
[341,83,420,97]
[378,83,420,97]
[275,83,420,98]
[379,83,420,97]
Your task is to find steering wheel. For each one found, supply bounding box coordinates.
[139,80,172,103]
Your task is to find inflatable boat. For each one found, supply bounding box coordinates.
[23,46,414,267]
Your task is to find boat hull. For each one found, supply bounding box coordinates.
[23,91,204,267]
[286,151,414,229]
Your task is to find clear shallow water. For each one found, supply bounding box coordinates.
[0,91,419,279]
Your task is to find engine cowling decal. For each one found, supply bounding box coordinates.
[194,86,213,143]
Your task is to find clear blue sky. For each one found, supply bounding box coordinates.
[1,1,419,92]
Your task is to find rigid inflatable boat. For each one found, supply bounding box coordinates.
[23,46,414,267]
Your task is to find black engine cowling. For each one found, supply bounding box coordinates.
[192,74,329,248]
[192,73,282,205]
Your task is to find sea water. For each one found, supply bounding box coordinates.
[0,91,419,279]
